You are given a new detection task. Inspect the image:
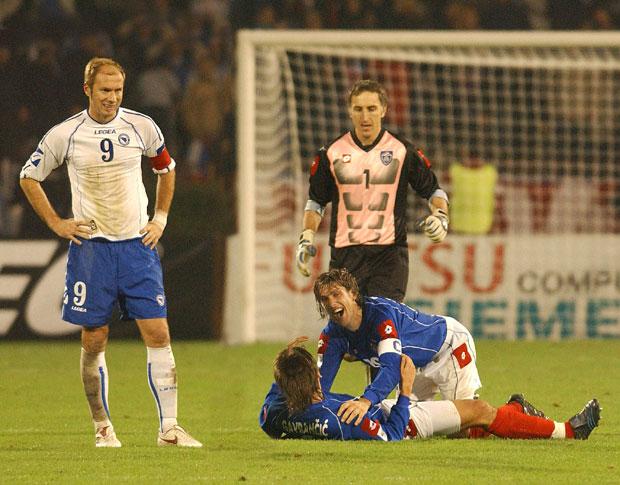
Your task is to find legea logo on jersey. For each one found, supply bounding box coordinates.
[156,294,165,306]
[342,154,351,163]
[380,151,393,165]
[118,134,130,146]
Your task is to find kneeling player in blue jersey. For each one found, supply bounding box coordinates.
[313,268,482,426]
[260,338,601,441]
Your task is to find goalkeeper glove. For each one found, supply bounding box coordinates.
[423,208,449,243]
[296,229,316,277]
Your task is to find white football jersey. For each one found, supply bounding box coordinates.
[20,108,175,241]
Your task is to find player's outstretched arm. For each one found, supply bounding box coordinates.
[337,397,372,426]
[19,178,92,244]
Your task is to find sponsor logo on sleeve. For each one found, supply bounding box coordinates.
[317,332,330,354]
[378,319,398,339]
[452,342,473,369]
[361,417,380,436]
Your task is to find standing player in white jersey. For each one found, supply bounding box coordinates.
[19,57,202,448]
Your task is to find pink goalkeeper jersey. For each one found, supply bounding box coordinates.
[309,129,440,249]
[327,131,405,247]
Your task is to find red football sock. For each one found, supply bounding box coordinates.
[488,406,555,439]
[503,402,525,413]
[468,426,491,439]
[565,422,574,439]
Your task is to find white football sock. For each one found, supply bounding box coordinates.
[551,421,567,439]
[80,348,112,427]
[147,346,178,433]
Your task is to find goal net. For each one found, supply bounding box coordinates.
[225,31,620,344]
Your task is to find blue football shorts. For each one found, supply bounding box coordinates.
[62,237,167,327]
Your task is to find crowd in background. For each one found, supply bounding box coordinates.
[1,0,619,237]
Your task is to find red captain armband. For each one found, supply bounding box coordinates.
[416,149,432,168]
[150,145,174,173]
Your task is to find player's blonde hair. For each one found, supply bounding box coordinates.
[348,79,388,107]
[274,345,320,415]
[84,57,126,88]
[313,268,364,319]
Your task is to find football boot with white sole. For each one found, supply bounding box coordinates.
[157,425,203,448]
[95,425,122,448]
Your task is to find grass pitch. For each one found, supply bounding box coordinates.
[0,340,618,484]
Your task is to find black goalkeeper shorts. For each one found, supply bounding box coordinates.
[329,244,409,302]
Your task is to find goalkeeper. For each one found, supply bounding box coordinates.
[295,79,449,302]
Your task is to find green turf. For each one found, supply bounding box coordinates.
[0,340,618,483]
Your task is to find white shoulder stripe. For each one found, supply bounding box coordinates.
[366,298,443,327]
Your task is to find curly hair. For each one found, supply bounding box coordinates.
[274,345,320,415]
[312,268,363,319]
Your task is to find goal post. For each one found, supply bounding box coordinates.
[225,30,620,344]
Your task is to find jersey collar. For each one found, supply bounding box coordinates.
[350,129,386,152]
[84,107,123,127]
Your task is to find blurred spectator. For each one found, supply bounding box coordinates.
[480,0,531,29]
[22,38,66,134]
[547,0,588,29]
[391,0,432,29]
[442,1,482,29]
[180,54,232,183]
[449,149,498,235]
[1,0,619,239]
[0,0,23,24]
[136,52,181,153]
[581,3,617,29]
[524,0,550,29]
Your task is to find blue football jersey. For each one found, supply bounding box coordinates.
[259,383,410,441]
[318,296,447,405]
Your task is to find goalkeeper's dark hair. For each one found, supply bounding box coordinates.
[348,79,388,107]
[313,268,364,319]
[274,345,320,415]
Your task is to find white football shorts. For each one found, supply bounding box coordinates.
[410,316,482,401]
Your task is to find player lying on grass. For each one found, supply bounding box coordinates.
[259,337,601,441]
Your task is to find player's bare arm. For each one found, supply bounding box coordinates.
[141,169,175,249]
[19,178,93,244]
[337,397,371,426]
[399,354,415,397]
